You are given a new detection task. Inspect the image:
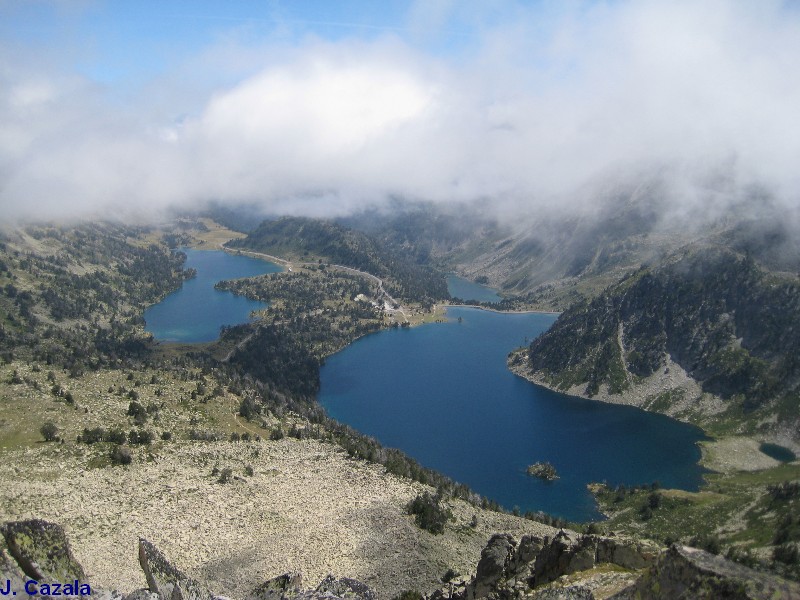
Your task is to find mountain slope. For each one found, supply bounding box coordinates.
[517,245,800,444]
[226,216,448,303]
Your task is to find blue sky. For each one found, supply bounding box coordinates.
[2,1,800,221]
[2,1,486,85]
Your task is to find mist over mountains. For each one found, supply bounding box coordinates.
[2,1,800,231]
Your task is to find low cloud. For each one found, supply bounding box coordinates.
[2,1,800,223]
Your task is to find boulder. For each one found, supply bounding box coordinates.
[532,586,594,599]
[246,572,304,600]
[314,575,377,600]
[595,536,659,570]
[472,533,517,598]
[0,519,86,582]
[531,531,597,587]
[138,538,213,600]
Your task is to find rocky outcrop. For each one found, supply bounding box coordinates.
[464,531,659,600]
[246,572,303,600]
[611,544,800,599]
[1,519,87,582]
[461,532,800,600]
[0,519,376,600]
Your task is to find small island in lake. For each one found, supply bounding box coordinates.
[527,461,559,480]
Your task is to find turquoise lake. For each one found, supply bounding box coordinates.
[447,274,503,303]
[144,249,281,343]
[320,306,708,522]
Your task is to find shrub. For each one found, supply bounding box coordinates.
[160,431,172,441]
[106,429,127,445]
[239,396,259,420]
[406,492,452,535]
[441,568,460,583]
[40,422,59,442]
[217,467,233,484]
[128,429,154,445]
[81,427,106,444]
[110,445,132,465]
[773,544,799,566]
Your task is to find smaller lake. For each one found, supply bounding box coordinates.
[144,249,281,343]
[447,274,502,303]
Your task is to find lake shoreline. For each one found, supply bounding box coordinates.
[441,302,561,316]
[506,350,798,473]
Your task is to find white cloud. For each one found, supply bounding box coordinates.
[2,1,800,222]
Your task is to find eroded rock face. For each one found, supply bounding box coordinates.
[138,538,214,600]
[612,544,800,600]
[0,519,87,582]
[473,534,517,598]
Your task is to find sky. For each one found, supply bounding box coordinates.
[2,0,800,222]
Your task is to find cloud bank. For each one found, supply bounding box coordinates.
[2,1,800,222]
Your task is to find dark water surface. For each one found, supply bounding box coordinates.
[320,306,708,522]
[446,274,503,303]
[144,249,281,343]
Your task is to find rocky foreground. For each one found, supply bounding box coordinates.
[3,519,800,600]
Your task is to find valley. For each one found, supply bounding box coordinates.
[1,207,800,596]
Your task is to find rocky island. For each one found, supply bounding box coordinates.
[526,462,559,481]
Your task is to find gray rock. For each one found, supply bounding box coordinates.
[1,519,86,582]
[315,575,377,600]
[472,534,517,598]
[124,589,161,600]
[138,538,213,600]
[532,586,594,599]
[532,531,597,587]
[513,535,545,574]
[595,536,659,571]
[91,589,128,600]
[611,544,800,599]
[246,572,304,600]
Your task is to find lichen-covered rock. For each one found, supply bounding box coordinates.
[612,544,800,599]
[0,519,86,582]
[246,572,304,600]
[138,538,213,600]
[314,575,376,600]
[0,534,28,593]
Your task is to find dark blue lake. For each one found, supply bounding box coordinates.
[447,274,502,303]
[319,306,708,522]
[144,249,281,343]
